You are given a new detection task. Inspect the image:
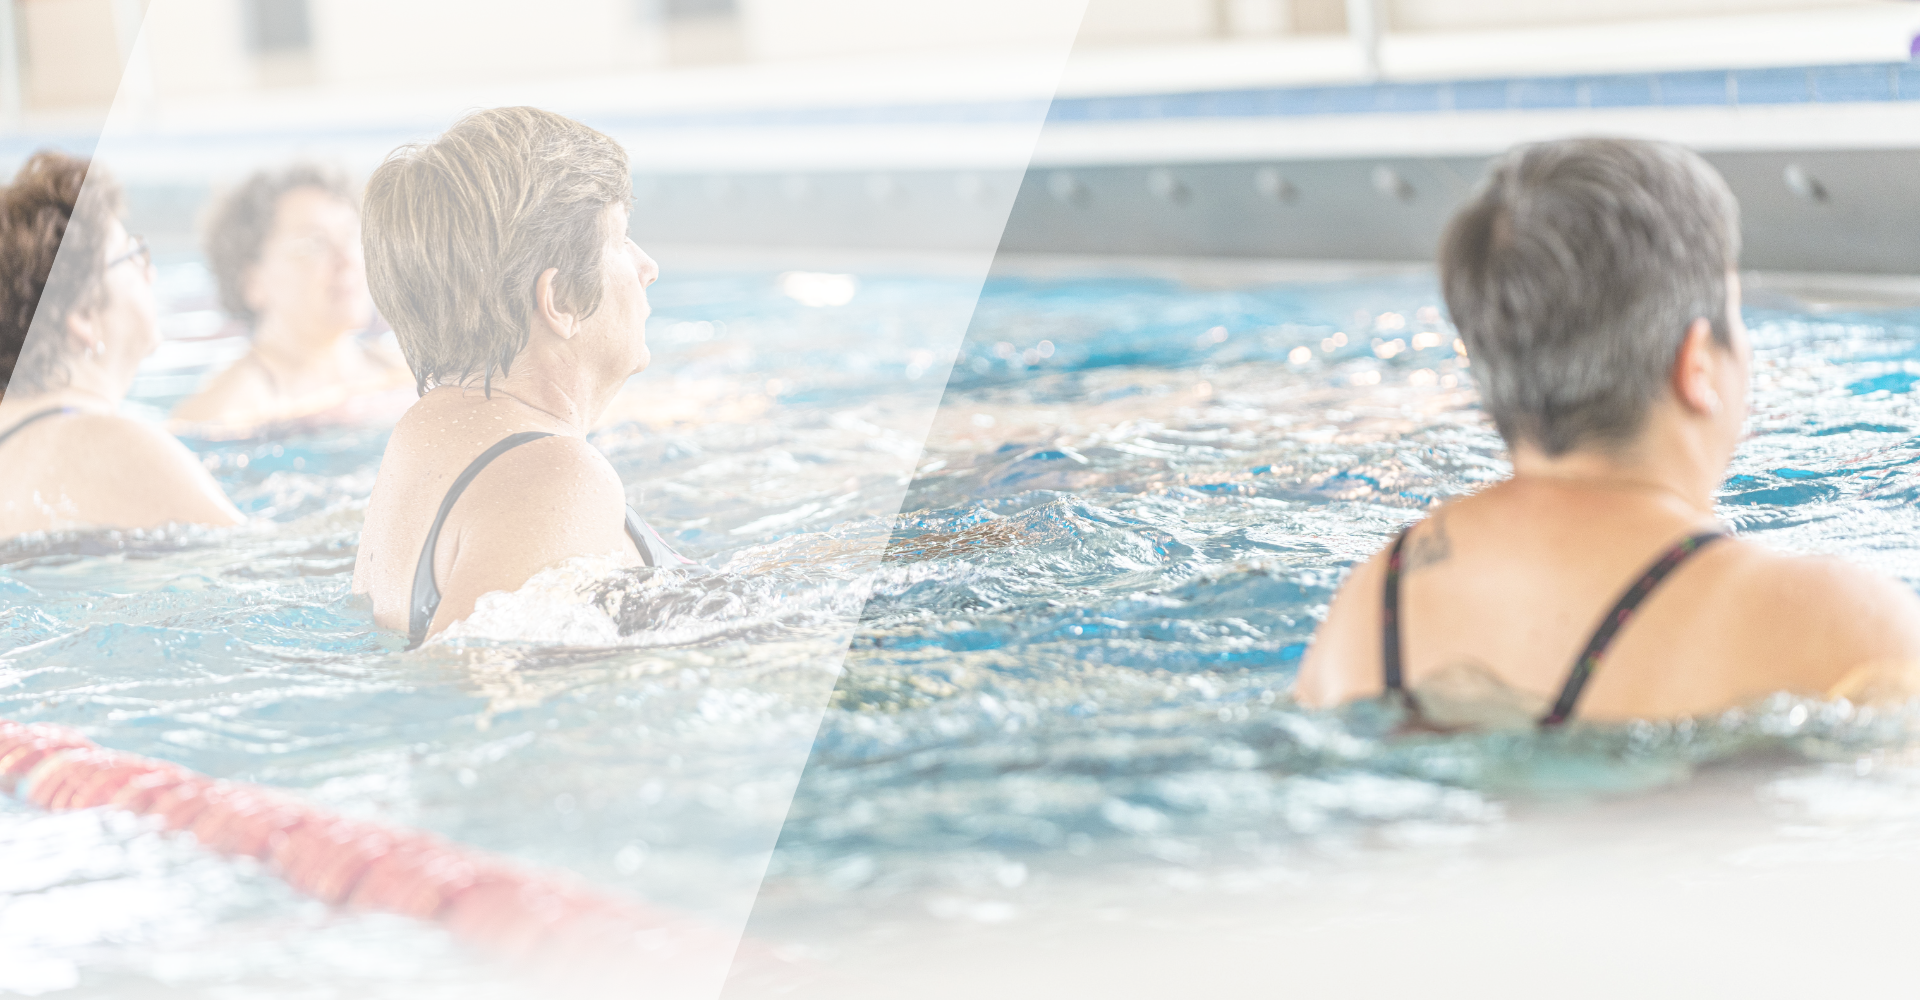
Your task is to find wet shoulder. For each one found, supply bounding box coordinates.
[448,432,627,520]
[1694,540,1920,689]
[60,411,192,459]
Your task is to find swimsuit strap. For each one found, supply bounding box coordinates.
[1381,524,1723,727]
[1380,526,1413,703]
[0,406,79,451]
[406,433,693,646]
[623,506,692,568]
[1540,530,1726,727]
[407,431,555,647]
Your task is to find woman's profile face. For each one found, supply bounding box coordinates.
[580,204,659,379]
[91,218,161,368]
[244,186,373,338]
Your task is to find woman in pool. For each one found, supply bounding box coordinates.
[352,107,684,645]
[171,163,411,435]
[1294,138,1920,726]
[0,152,242,535]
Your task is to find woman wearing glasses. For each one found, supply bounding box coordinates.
[170,164,411,435]
[0,151,241,536]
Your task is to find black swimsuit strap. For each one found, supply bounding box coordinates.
[1381,527,1412,698]
[0,406,79,451]
[1540,530,1725,726]
[625,506,683,568]
[1380,525,1724,728]
[407,431,555,646]
[406,432,690,647]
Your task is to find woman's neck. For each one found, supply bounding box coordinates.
[454,349,622,435]
[1509,437,1718,516]
[1506,392,1737,516]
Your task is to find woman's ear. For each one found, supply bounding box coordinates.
[532,267,578,341]
[64,308,104,359]
[1672,317,1721,416]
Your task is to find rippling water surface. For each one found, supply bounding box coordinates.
[6,261,1920,995]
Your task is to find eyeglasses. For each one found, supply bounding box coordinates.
[106,235,152,272]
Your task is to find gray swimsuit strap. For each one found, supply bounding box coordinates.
[407,431,683,646]
[0,406,78,451]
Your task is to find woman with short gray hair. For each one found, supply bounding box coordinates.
[1295,137,1920,726]
[351,107,683,644]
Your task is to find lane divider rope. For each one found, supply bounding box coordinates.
[0,719,688,961]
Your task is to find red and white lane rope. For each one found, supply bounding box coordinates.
[0,719,687,961]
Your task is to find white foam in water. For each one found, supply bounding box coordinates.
[435,556,628,646]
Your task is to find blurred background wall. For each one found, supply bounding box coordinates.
[1,0,1916,271]
[1,0,1891,119]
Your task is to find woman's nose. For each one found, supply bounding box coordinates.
[636,247,659,288]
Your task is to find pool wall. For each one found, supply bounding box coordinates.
[615,59,1920,272]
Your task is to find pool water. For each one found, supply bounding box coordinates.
[5,261,1920,996]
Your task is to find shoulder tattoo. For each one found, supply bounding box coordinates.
[1404,512,1452,572]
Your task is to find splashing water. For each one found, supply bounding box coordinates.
[5,264,1920,993]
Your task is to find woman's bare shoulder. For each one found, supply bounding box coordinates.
[54,414,240,526]
[1708,541,1920,683]
[474,433,626,504]
[170,356,272,427]
[61,411,187,454]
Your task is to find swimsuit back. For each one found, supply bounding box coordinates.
[407,431,686,647]
[1381,526,1725,726]
[0,406,78,452]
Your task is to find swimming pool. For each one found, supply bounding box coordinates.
[5,258,1920,996]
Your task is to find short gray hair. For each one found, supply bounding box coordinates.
[1438,137,1741,455]
[362,106,631,395]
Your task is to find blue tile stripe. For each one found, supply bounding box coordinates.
[2,58,1914,159]
[1046,59,1920,123]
